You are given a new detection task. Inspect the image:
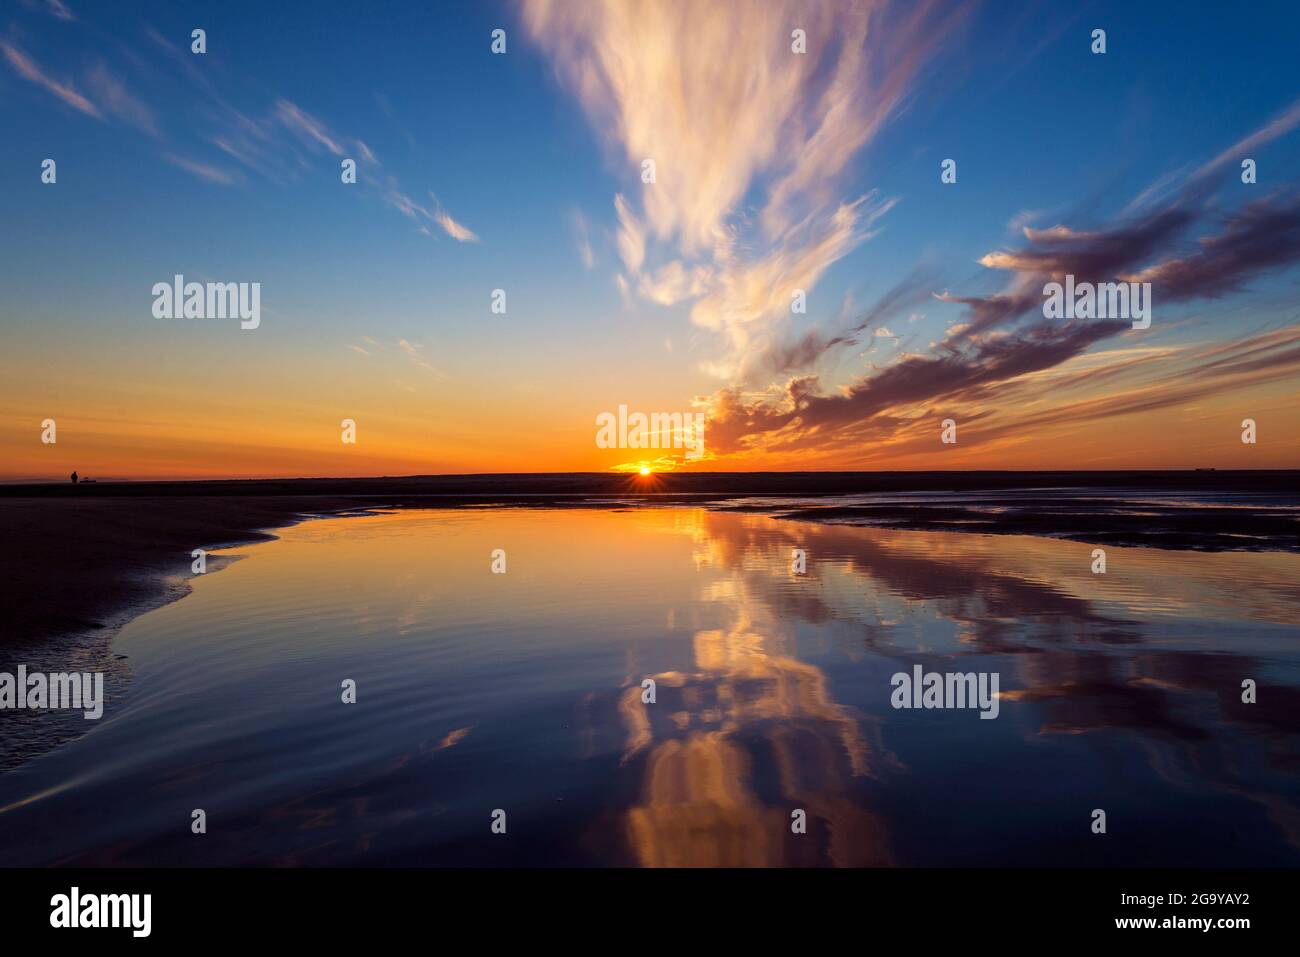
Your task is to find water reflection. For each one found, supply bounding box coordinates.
[625,511,1300,864]
[614,575,894,866]
[0,506,1296,866]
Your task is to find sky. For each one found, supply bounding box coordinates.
[1,0,1298,480]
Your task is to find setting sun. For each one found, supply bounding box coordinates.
[639,466,651,476]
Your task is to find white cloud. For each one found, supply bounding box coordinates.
[523,0,953,376]
[430,200,479,243]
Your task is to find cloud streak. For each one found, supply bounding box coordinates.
[699,114,1300,466]
[274,98,344,156]
[162,153,236,185]
[86,62,157,135]
[523,0,963,374]
[0,40,100,118]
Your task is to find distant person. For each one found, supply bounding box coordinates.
[70,471,78,484]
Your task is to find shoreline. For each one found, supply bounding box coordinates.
[0,500,335,772]
[4,468,1299,498]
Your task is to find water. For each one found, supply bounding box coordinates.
[1,506,1297,866]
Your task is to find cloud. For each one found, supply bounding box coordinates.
[613,193,644,273]
[86,63,157,135]
[706,319,1130,456]
[432,209,477,242]
[941,182,1300,351]
[637,260,711,307]
[397,338,445,377]
[523,0,962,372]
[700,159,1300,464]
[759,328,855,378]
[1191,96,1300,182]
[384,189,480,243]
[353,138,378,165]
[741,249,937,382]
[1125,95,1300,214]
[429,195,480,243]
[919,100,1300,360]
[163,153,236,185]
[274,98,344,155]
[37,0,75,21]
[1126,193,1300,302]
[0,40,101,118]
[689,193,897,355]
[384,188,428,222]
[572,209,594,269]
[974,207,1195,282]
[6,20,469,249]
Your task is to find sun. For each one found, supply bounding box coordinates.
[639,466,652,476]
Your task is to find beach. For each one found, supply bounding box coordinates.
[3,471,1297,774]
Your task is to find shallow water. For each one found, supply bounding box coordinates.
[1,506,1297,866]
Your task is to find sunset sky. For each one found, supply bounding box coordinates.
[2,0,1298,480]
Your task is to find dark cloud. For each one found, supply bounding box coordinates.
[945,184,1300,346]
[1132,192,1300,302]
[757,267,939,377]
[708,319,1126,454]
[705,173,1300,461]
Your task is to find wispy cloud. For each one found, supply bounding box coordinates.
[698,100,1300,465]
[0,39,100,118]
[1192,96,1300,182]
[353,138,378,165]
[1126,94,1300,214]
[1127,193,1300,301]
[384,188,480,243]
[430,195,480,243]
[41,0,75,22]
[163,153,237,185]
[397,338,446,377]
[274,98,344,155]
[524,0,963,376]
[6,16,474,246]
[86,62,157,135]
[572,209,595,269]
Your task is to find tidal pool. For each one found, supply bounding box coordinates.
[1,506,1296,866]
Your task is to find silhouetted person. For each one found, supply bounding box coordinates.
[70,471,78,484]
